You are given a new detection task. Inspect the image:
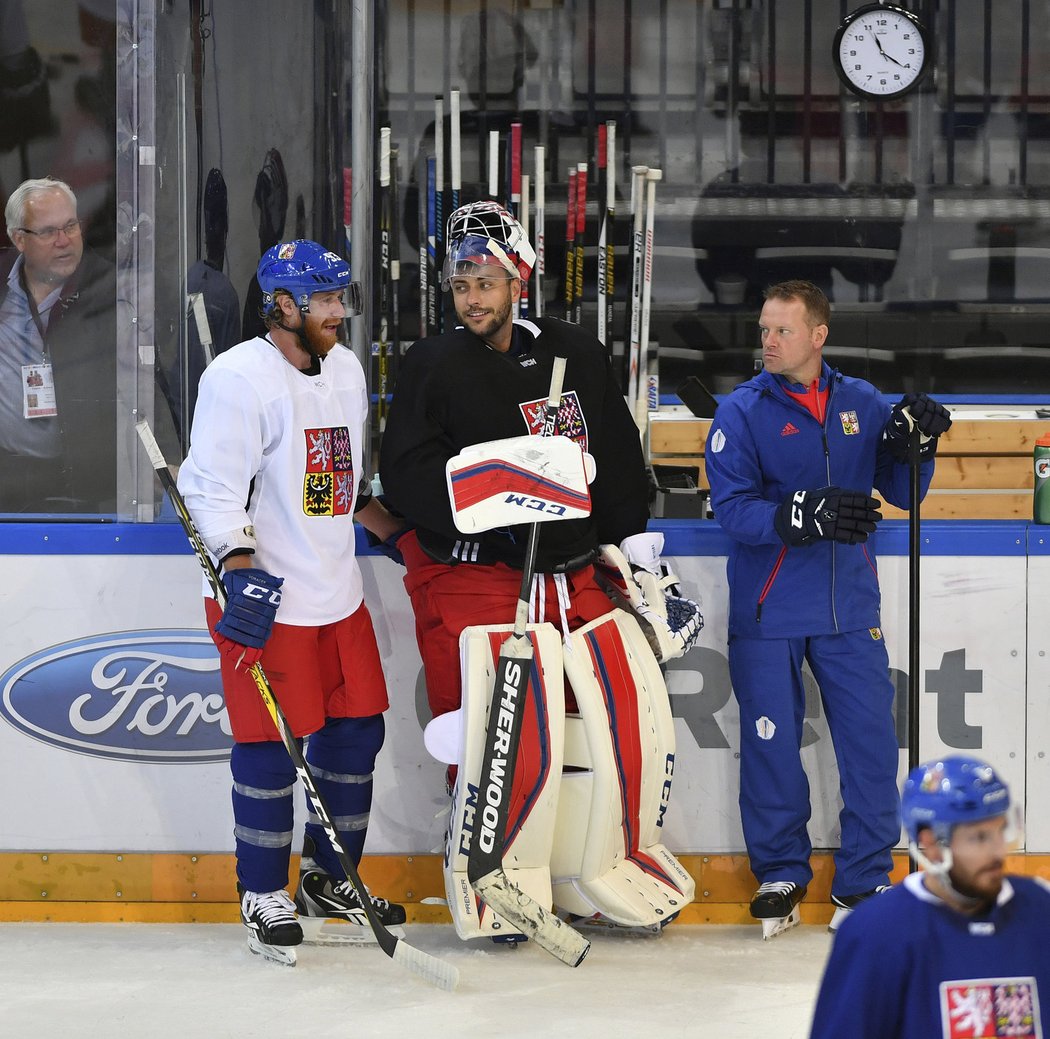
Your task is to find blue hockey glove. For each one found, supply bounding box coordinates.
[882,393,952,461]
[775,487,882,547]
[215,568,283,669]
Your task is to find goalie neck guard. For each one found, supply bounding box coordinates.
[441,202,535,287]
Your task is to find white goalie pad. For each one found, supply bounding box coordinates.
[551,609,695,927]
[443,622,566,941]
[446,434,594,534]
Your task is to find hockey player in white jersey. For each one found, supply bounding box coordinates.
[178,241,408,964]
[810,755,1050,1038]
[381,202,704,946]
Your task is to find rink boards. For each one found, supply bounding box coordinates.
[1,519,1048,878]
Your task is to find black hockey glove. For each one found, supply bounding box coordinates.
[882,393,952,462]
[774,487,882,547]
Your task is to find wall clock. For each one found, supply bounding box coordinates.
[833,3,931,101]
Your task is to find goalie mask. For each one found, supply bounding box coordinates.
[257,239,363,316]
[441,201,535,287]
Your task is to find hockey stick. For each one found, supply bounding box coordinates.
[573,162,587,328]
[465,358,590,969]
[417,152,428,339]
[390,145,402,388]
[434,98,444,335]
[488,129,500,201]
[634,167,662,435]
[564,167,577,322]
[378,127,392,432]
[520,172,531,319]
[135,422,460,993]
[626,165,648,408]
[426,155,438,336]
[908,428,922,876]
[450,88,461,215]
[604,123,616,354]
[534,145,545,318]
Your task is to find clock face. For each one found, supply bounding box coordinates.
[834,4,930,100]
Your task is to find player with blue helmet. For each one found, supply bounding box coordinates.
[810,755,1050,1039]
[178,239,408,964]
[256,239,362,364]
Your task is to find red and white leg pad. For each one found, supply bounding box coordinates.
[442,622,566,941]
[551,609,695,927]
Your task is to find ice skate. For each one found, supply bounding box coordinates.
[294,835,407,945]
[828,885,889,933]
[566,909,679,938]
[239,884,303,966]
[750,881,806,940]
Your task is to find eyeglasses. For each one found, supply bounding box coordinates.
[17,219,82,245]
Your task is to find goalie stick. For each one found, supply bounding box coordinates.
[465,358,591,969]
[378,127,392,432]
[135,422,460,993]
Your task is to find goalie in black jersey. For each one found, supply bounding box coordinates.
[380,202,703,942]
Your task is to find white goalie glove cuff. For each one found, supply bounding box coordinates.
[596,542,703,662]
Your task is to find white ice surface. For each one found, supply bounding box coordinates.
[0,922,833,1038]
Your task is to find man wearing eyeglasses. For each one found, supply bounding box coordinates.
[0,176,116,513]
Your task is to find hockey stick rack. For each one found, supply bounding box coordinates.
[135,422,459,992]
[464,357,591,969]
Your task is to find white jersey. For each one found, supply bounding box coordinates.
[178,336,369,625]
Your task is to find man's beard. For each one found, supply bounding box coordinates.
[298,316,340,359]
[459,294,512,341]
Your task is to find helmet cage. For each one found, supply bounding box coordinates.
[442,201,535,287]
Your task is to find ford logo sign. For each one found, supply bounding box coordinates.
[0,629,232,763]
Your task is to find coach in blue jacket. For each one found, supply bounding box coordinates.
[705,279,951,935]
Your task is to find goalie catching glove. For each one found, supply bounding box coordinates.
[882,393,952,462]
[596,532,703,662]
[774,487,881,547]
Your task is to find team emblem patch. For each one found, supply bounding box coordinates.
[303,426,355,516]
[939,978,1041,1038]
[839,410,860,435]
[520,389,588,449]
[869,627,883,641]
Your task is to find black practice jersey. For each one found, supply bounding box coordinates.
[380,317,649,571]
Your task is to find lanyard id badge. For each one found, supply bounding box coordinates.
[22,362,58,418]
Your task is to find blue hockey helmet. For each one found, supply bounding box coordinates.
[257,240,362,315]
[441,201,535,287]
[901,756,1011,845]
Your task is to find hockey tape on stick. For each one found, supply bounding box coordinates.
[463,359,591,968]
[135,422,459,992]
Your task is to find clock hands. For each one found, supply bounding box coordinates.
[872,28,907,69]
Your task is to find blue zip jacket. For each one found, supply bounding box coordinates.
[705,363,933,638]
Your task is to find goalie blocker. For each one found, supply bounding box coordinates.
[436,608,695,940]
